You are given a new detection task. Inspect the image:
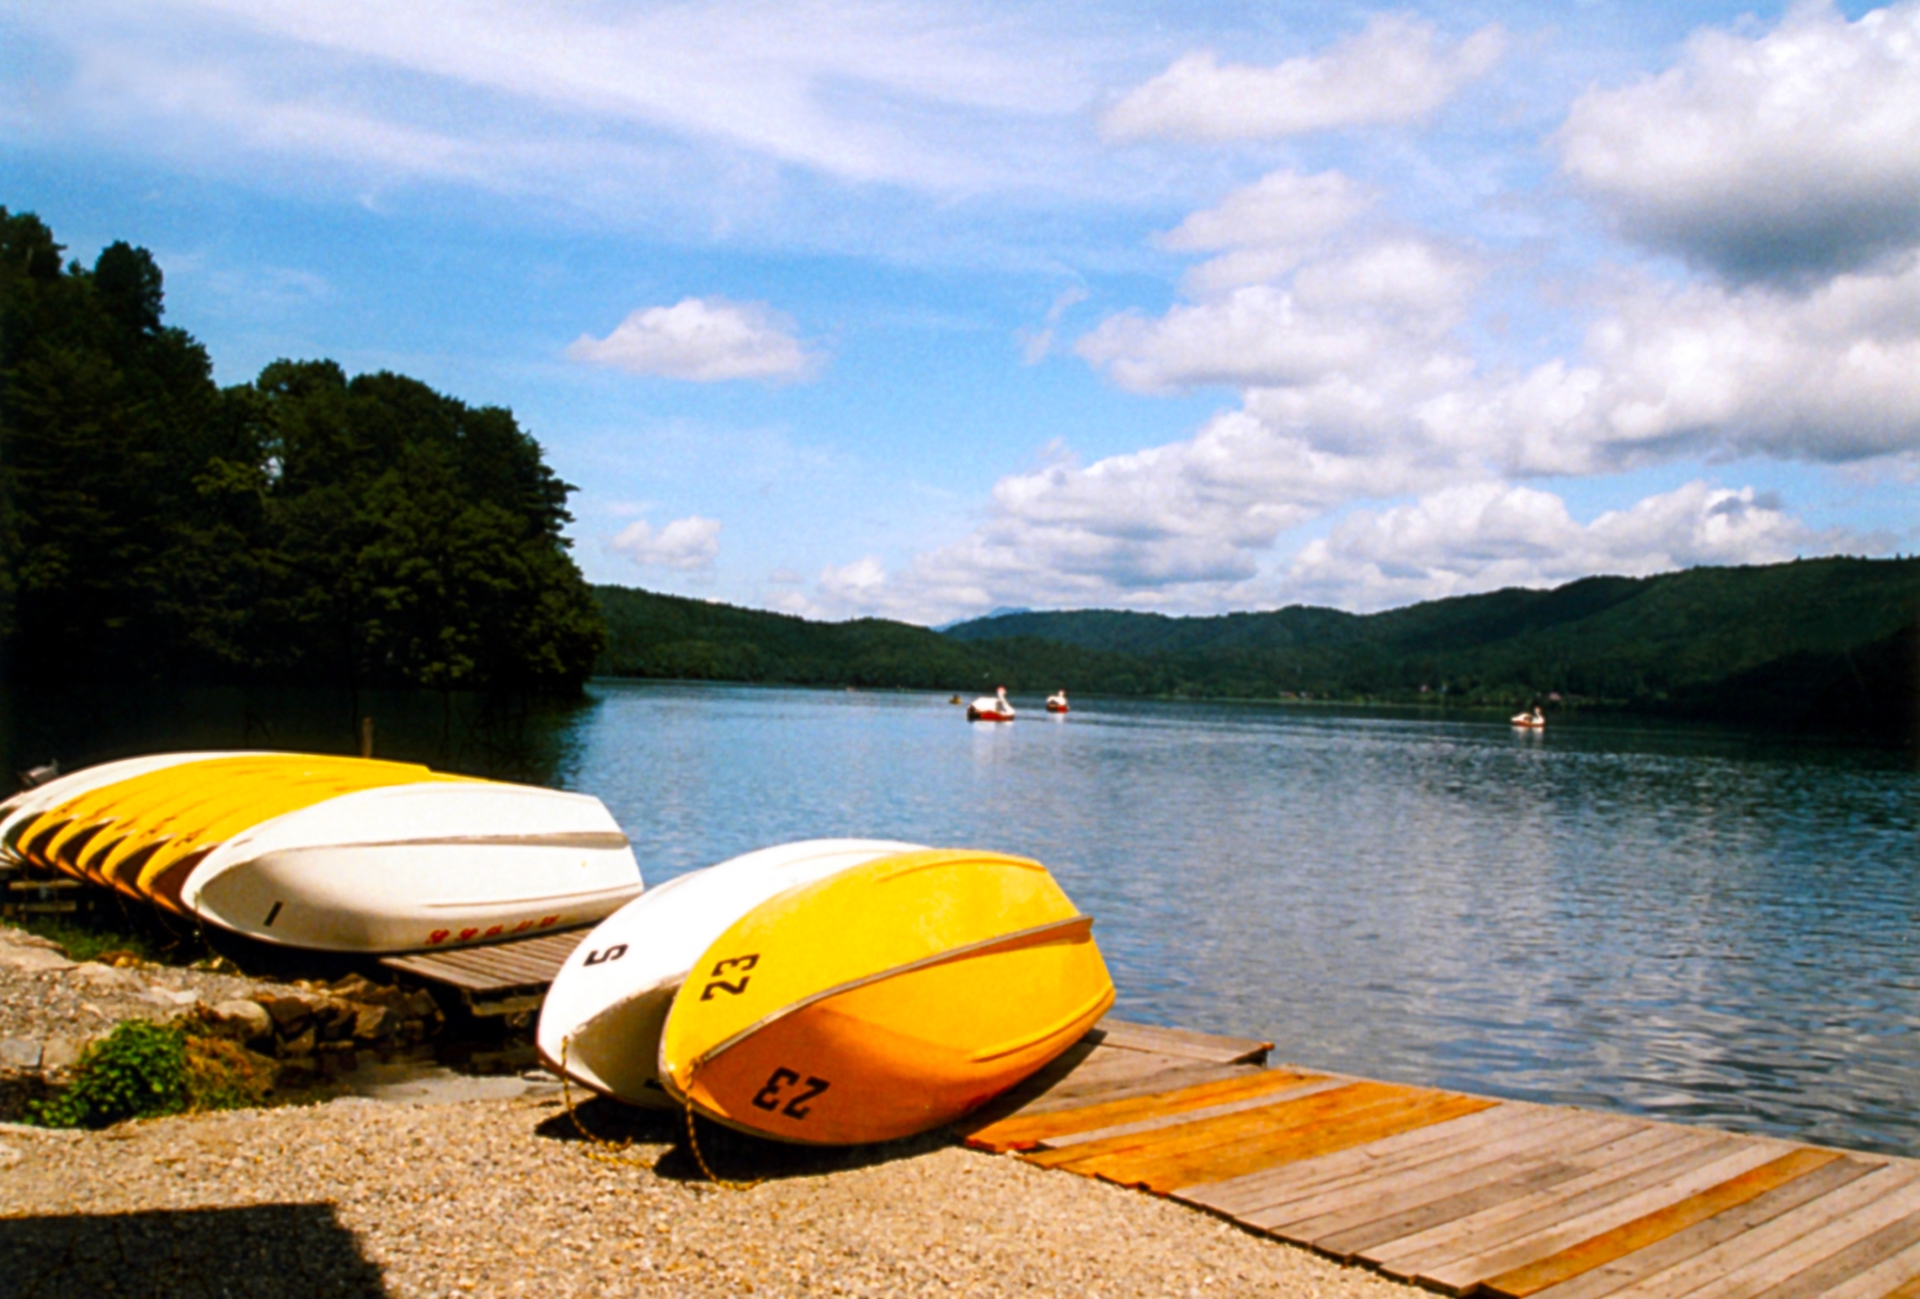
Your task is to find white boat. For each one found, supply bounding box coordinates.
[967,686,1016,722]
[1045,691,1069,714]
[536,837,925,1108]
[1511,708,1546,729]
[0,752,644,954]
[181,781,644,952]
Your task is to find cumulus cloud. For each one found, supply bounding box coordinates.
[1558,0,1920,282]
[1441,254,1920,473]
[1285,481,1855,609]
[1158,168,1375,297]
[1103,15,1505,142]
[606,515,722,571]
[568,297,818,382]
[1077,239,1477,394]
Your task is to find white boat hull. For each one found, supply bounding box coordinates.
[536,838,925,1108]
[181,781,643,953]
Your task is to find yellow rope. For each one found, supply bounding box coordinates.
[681,1089,761,1191]
[554,1037,759,1188]
[556,1037,652,1168]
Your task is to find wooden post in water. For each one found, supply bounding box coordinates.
[360,716,374,759]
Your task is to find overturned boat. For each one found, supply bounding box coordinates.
[537,837,925,1108]
[658,847,1113,1145]
[0,752,643,954]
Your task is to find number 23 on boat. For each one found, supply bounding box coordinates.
[656,848,1113,1145]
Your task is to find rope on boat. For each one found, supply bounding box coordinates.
[555,1037,759,1188]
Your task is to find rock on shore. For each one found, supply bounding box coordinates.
[0,923,447,1117]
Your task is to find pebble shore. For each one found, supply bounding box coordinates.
[1,1093,1434,1298]
[0,922,1431,1298]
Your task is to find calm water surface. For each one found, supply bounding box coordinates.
[6,680,1917,1155]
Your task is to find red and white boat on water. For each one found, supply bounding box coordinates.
[967,686,1016,722]
[1511,707,1546,729]
[1045,691,1069,714]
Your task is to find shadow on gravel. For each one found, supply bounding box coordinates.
[0,1202,388,1297]
[533,1094,951,1183]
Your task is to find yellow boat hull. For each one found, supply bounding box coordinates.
[659,849,1113,1145]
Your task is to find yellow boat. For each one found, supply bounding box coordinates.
[0,752,644,952]
[657,848,1113,1145]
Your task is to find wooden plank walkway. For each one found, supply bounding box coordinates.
[962,1029,1920,1299]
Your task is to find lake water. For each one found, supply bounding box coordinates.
[5,680,1917,1156]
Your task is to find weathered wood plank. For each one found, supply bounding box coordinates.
[1679,1175,1920,1299]
[1036,1078,1350,1152]
[1526,1155,1879,1299]
[1480,1148,1844,1298]
[1034,1080,1413,1174]
[1367,1127,1728,1270]
[1173,1102,1554,1214]
[1092,1019,1272,1065]
[1007,1061,1262,1117]
[964,1067,1325,1153]
[1602,1164,1919,1299]
[1263,1114,1650,1246]
[1740,1203,1920,1299]
[1413,1143,1797,1289]
[1817,1236,1920,1299]
[1248,1110,1638,1231]
[1071,1087,1495,1193]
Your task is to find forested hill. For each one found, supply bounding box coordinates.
[597,558,1920,742]
[0,208,602,691]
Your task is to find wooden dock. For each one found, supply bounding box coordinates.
[373,929,1920,1296]
[964,1023,1920,1299]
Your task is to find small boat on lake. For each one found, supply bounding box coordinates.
[536,837,925,1108]
[1046,691,1069,714]
[657,847,1113,1145]
[967,686,1016,722]
[0,752,643,953]
[1511,708,1546,729]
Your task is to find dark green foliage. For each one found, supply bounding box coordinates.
[595,585,1138,693]
[599,557,1920,743]
[29,1020,189,1129]
[0,208,602,691]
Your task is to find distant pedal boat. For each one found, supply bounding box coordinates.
[966,685,1016,722]
[537,838,926,1108]
[657,847,1114,1146]
[0,752,643,954]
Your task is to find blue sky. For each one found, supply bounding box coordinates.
[5,0,1917,623]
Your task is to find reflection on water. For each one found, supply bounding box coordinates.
[5,679,1917,1156]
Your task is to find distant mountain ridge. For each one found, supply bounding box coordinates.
[595,557,1920,744]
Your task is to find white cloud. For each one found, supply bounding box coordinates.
[1285,481,1858,610]
[9,0,1122,213]
[1158,168,1375,297]
[568,297,818,382]
[606,515,722,571]
[1016,285,1090,365]
[1447,254,1920,473]
[1103,15,1505,142]
[1077,239,1478,394]
[1558,0,1920,281]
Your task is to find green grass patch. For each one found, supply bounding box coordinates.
[27,1019,277,1129]
[9,905,216,966]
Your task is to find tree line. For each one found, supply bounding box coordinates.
[598,557,1920,744]
[0,208,603,692]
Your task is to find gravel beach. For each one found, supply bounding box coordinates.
[0,922,1431,1297]
[0,1090,1433,1298]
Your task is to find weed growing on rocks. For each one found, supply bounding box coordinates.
[27,1019,278,1128]
[30,1020,188,1128]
